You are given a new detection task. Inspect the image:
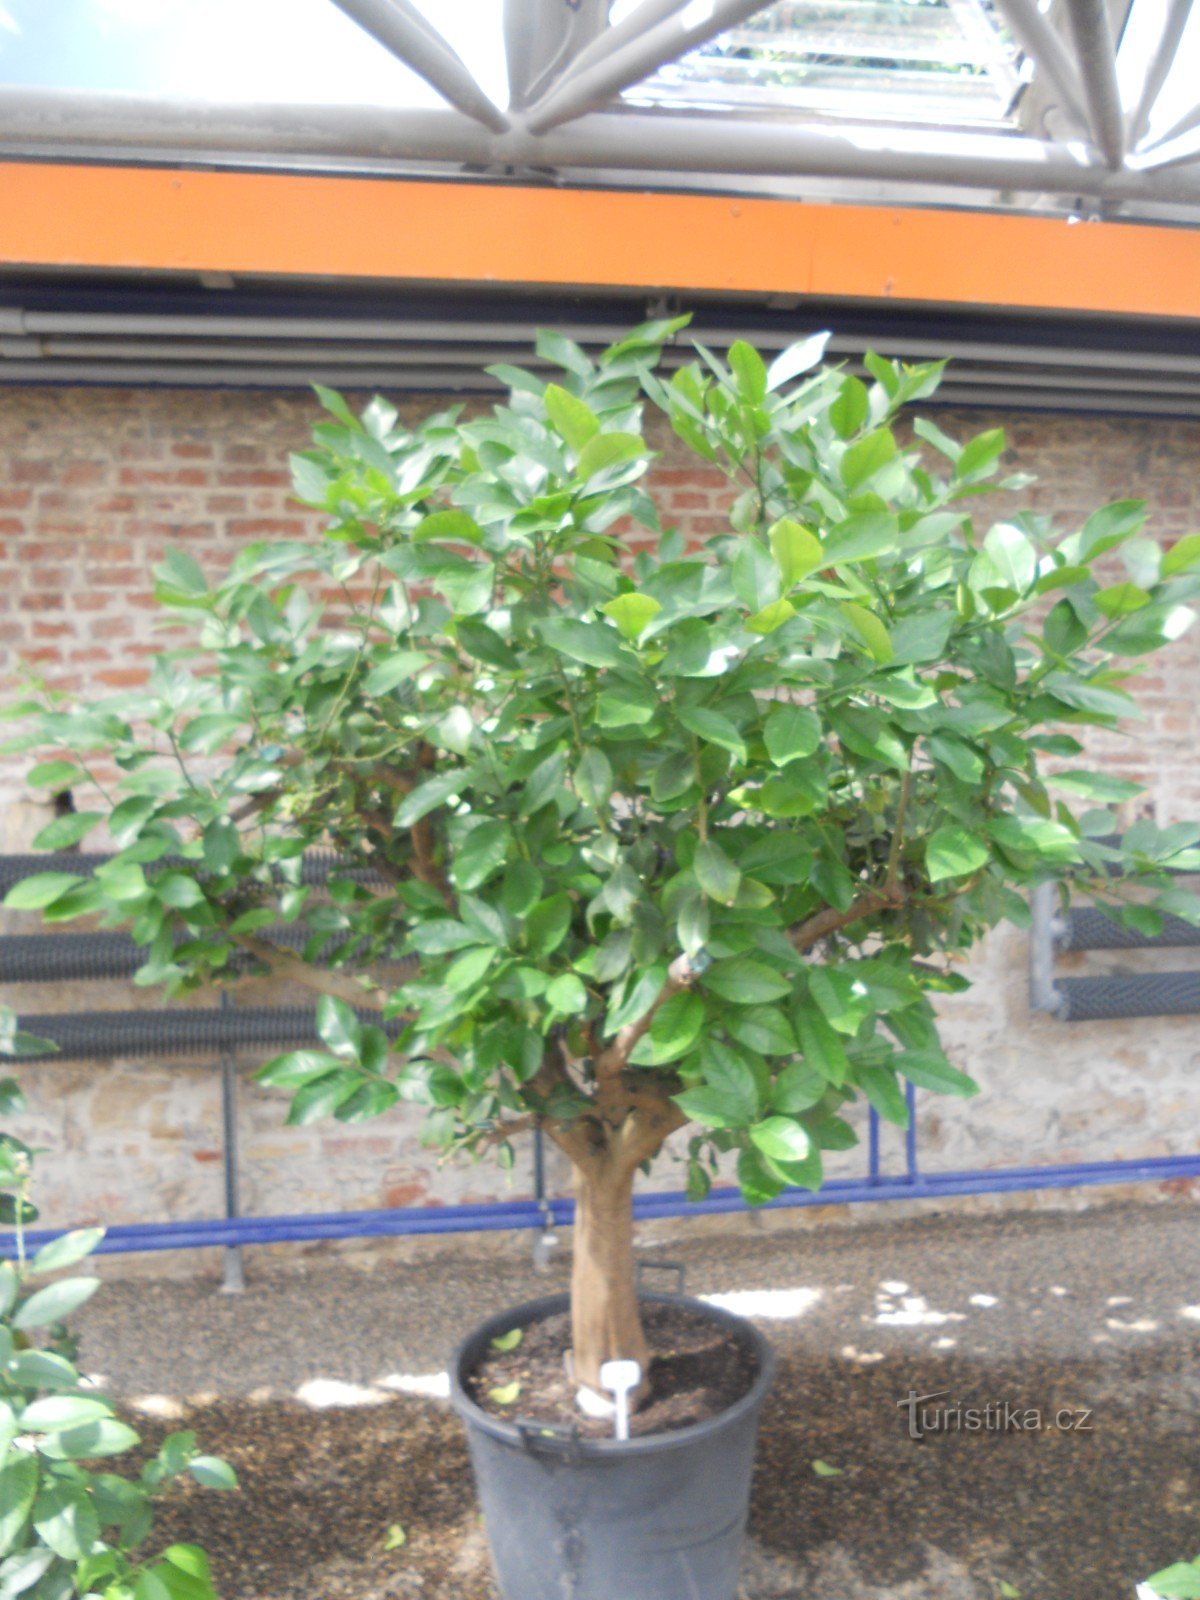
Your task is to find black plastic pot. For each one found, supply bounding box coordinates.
[449,1291,775,1600]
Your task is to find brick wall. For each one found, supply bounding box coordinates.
[2,384,1199,1245]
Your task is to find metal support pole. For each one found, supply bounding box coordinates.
[531,1124,558,1271]
[1062,0,1127,166]
[524,0,774,133]
[218,994,245,1294]
[330,0,510,132]
[994,0,1092,131]
[905,1083,919,1179]
[11,92,1200,204]
[537,0,692,99]
[867,1106,881,1184]
[1126,0,1193,150]
[503,0,610,111]
[1029,882,1065,1017]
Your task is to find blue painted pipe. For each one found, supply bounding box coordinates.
[8,1151,1200,1257]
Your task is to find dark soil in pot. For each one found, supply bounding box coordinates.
[464,1299,760,1436]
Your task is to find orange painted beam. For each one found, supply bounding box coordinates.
[2,161,1200,320]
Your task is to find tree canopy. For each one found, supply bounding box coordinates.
[6,317,1200,1211]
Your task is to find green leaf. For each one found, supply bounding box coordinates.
[704,958,792,1004]
[795,1010,850,1085]
[524,893,574,956]
[314,994,362,1060]
[1079,498,1145,560]
[728,340,768,404]
[746,599,796,634]
[840,602,893,662]
[638,992,705,1064]
[543,383,600,452]
[488,1381,522,1406]
[677,706,746,762]
[896,1050,977,1097]
[453,819,512,890]
[546,974,588,1015]
[828,706,906,771]
[824,512,898,565]
[812,1459,843,1478]
[841,427,896,490]
[574,748,613,810]
[1144,1562,1200,1599]
[979,522,1036,596]
[1094,581,1149,617]
[926,826,989,883]
[3,872,84,911]
[1106,602,1195,656]
[749,1116,811,1164]
[30,1228,104,1275]
[536,617,625,668]
[413,507,483,545]
[576,432,645,480]
[769,518,823,585]
[674,1046,759,1128]
[187,1455,238,1490]
[763,703,821,765]
[732,540,781,612]
[13,1275,100,1330]
[1163,533,1200,576]
[0,1454,36,1558]
[21,1395,113,1430]
[257,1049,343,1089]
[25,758,80,790]
[769,1060,826,1112]
[602,593,661,640]
[363,650,429,694]
[766,333,829,390]
[491,1328,523,1352]
[155,872,205,910]
[384,1523,408,1552]
[831,376,869,438]
[285,1072,361,1127]
[31,811,103,851]
[858,1065,909,1127]
[694,840,741,906]
[32,1480,100,1560]
[1046,770,1142,802]
[955,427,1005,482]
[1043,673,1134,716]
[394,770,472,828]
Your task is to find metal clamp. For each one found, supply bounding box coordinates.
[636,1258,687,1295]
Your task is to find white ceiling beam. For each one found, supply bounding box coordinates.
[1061,0,1127,164]
[1127,0,1193,150]
[523,0,775,133]
[330,0,509,132]
[544,0,693,88]
[503,0,610,112]
[993,0,1092,131]
[9,91,1200,203]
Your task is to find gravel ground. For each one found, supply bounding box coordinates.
[73,1200,1200,1599]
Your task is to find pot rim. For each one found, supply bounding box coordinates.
[448,1289,775,1457]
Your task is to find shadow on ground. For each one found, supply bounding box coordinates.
[146,1335,1200,1599]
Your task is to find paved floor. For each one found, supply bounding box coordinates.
[74,1200,1200,1599]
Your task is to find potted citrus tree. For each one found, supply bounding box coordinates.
[6,320,1200,1600]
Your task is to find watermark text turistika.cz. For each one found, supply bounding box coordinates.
[898,1388,1094,1441]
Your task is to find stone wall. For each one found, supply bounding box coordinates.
[2,383,1199,1249]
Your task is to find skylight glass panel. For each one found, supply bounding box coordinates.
[0,0,507,110]
[624,0,1025,127]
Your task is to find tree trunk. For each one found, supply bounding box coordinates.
[570,1154,650,1397]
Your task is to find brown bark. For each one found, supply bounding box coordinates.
[570,1154,650,1396]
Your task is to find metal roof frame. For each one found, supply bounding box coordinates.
[0,0,1198,221]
